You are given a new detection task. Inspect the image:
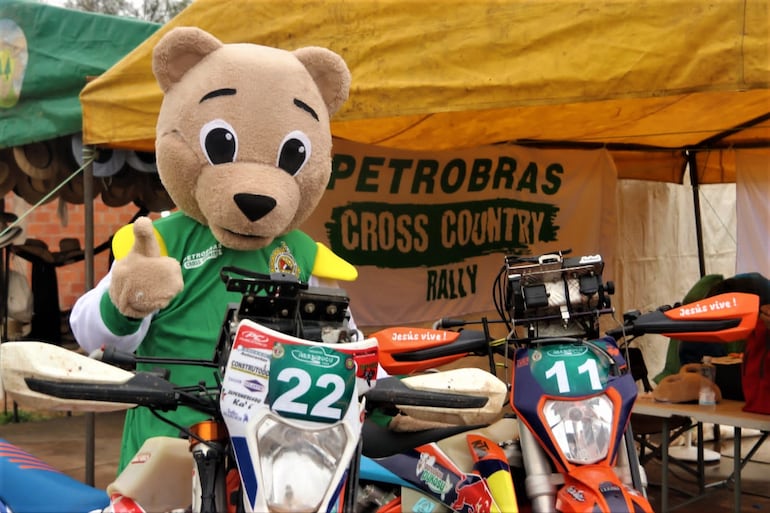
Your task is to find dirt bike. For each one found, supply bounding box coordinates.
[355,251,759,513]
[0,268,378,513]
[0,256,758,513]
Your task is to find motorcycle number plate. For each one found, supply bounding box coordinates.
[529,344,610,396]
[267,343,356,423]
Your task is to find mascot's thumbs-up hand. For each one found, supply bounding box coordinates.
[109,216,183,319]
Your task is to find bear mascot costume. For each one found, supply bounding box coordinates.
[70,26,356,476]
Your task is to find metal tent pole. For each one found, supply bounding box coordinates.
[82,145,96,486]
[687,151,706,278]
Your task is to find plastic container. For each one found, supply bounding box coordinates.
[106,436,192,512]
[698,356,717,405]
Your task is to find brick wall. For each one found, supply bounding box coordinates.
[3,193,162,311]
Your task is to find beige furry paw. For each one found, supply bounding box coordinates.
[108,217,183,319]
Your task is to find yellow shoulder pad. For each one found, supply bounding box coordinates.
[112,223,169,260]
[311,242,358,281]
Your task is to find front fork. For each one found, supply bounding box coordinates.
[517,419,558,513]
[517,419,649,513]
[190,420,230,513]
[616,425,648,497]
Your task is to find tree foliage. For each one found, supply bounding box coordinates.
[62,0,191,23]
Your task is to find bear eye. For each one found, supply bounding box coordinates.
[200,119,238,165]
[277,130,312,176]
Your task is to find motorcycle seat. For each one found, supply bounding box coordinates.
[0,438,109,513]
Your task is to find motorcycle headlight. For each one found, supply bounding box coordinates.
[543,395,613,465]
[256,415,349,512]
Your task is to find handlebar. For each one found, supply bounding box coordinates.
[389,329,493,362]
[606,310,741,340]
[432,317,469,329]
[606,292,758,343]
[20,267,355,417]
[92,346,220,370]
[25,373,219,415]
[418,293,758,366]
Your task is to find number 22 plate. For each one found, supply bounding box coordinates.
[267,343,356,423]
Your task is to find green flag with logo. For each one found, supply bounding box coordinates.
[0,0,159,147]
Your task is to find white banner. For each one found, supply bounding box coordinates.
[736,149,770,277]
[302,139,618,327]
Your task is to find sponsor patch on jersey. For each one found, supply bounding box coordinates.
[269,242,301,277]
[182,242,223,269]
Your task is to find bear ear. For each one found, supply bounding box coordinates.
[293,47,351,117]
[152,27,224,93]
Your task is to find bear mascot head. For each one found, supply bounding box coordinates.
[153,27,350,251]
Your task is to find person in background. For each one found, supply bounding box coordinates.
[760,303,770,330]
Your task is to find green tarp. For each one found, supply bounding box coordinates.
[0,0,159,148]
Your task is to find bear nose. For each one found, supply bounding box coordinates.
[233,193,277,222]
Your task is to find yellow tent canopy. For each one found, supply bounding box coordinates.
[79,0,770,183]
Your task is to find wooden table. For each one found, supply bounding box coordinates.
[633,397,770,512]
